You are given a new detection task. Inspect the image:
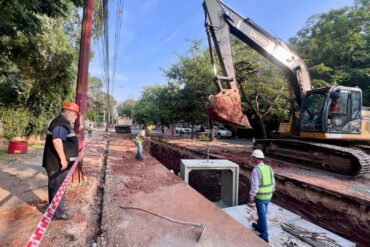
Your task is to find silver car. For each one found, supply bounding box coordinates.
[214,126,232,139]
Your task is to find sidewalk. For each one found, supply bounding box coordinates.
[0,131,106,246]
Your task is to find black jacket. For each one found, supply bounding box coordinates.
[42,115,79,171]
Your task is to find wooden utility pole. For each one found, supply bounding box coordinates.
[73,0,95,183]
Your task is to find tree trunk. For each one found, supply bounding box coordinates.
[209,118,215,141]
[258,115,267,139]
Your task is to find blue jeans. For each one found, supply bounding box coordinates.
[47,169,69,217]
[255,199,270,241]
[135,142,143,160]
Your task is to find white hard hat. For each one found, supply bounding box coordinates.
[140,130,145,136]
[251,149,264,159]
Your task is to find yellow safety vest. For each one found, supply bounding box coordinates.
[255,164,275,201]
[134,134,144,144]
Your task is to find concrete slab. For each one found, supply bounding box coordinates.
[180,159,239,206]
[223,204,301,230]
[223,204,355,247]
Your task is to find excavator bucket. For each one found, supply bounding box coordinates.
[207,89,251,129]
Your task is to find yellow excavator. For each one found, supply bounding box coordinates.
[203,0,370,177]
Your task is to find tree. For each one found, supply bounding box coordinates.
[87,76,105,122]
[116,99,137,118]
[0,1,84,137]
[224,38,290,138]
[132,85,170,129]
[163,40,215,137]
[0,0,83,37]
[289,0,369,103]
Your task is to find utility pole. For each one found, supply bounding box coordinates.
[74,0,94,183]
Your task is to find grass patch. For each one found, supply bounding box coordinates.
[198,135,210,141]
[64,233,76,241]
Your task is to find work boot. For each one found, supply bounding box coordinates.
[252,222,261,232]
[258,234,269,243]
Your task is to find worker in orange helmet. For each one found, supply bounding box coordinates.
[42,102,80,220]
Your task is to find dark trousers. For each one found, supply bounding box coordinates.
[46,169,69,217]
[135,142,143,160]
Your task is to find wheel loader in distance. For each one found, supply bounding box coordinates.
[203,0,370,177]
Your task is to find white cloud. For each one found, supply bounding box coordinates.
[161,26,181,45]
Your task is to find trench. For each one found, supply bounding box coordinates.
[87,134,110,246]
[148,137,370,247]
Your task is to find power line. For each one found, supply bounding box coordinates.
[111,0,125,97]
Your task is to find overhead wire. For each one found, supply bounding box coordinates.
[98,0,125,127]
[102,0,110,126]
[111,0,125,98]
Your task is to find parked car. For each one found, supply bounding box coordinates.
[175,126,191,134]
[214,126,232,139]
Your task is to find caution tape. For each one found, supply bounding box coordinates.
[25,139,97,247]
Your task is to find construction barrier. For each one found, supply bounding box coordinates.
[25,140,95,247]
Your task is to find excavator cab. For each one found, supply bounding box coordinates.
[300,86,363,135]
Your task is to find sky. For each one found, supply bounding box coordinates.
[89,0,355,103]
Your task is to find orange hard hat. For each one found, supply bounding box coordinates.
[63,102,80,114]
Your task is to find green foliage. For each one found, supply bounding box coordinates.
[131,40,215,130]
[87,76,107,123]
[0,73,30,106]
[0,0,73,36]
[0,107,30,140]
[289,0,370,103]
[198,135,210,141]
[163,40,215,127]
[133,85,169,126]
[232,38,290,137]
[64,232,76,242]
[117,99,137,118]
[27,115,48,135]
[0,2,83,136]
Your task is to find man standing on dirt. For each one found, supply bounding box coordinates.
[42,102,79,220]
[249,149,275,243]
[133,130,145,160]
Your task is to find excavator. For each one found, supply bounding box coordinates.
[203,0,370,177]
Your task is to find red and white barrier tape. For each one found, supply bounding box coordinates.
[25,139,98,247]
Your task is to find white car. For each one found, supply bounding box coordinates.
[175,126,191,134]
[214,126,232,138]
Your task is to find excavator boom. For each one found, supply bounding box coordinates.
[203,0,370,177]
[203,0,311,107]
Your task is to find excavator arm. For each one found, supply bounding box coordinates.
[203,0,312,128]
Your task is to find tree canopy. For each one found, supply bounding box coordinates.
[289,0,369,102]
[0,1,84,137]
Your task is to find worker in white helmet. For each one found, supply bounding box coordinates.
[249,149,275,243]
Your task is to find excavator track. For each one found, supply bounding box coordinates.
[254,139,370,177]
